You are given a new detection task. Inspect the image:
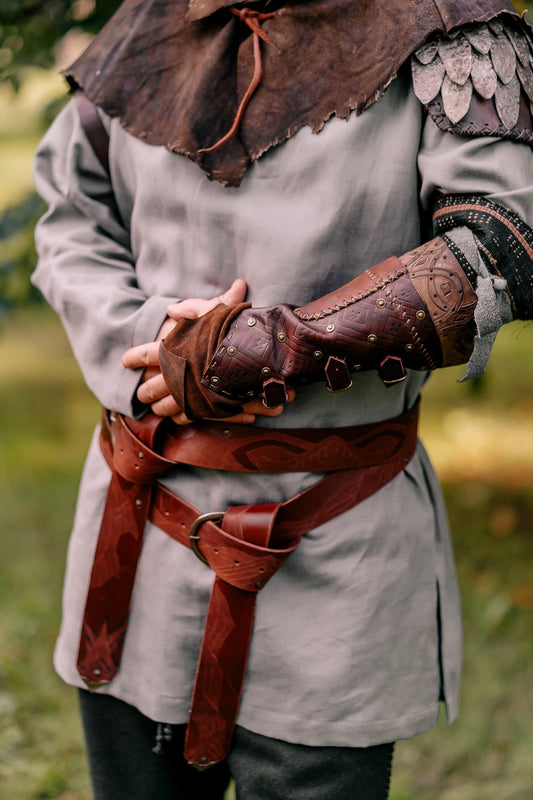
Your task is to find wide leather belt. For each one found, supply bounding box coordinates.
[77,402,419,768]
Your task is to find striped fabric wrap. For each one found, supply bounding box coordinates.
[433,194,533,319]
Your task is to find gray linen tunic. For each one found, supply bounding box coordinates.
[32,71,533,747]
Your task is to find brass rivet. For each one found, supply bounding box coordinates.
[376,298,386,308]
[314,350,323,359]
[222,429,231,437]
[416,310,426,320]
[261,367,272,377]
[277,332,287,342]
[368,334,377,343]
[247,317,257,327]
[255,581,262,589]
[137,452,144,460]
[135,499,143,508]
[93,668,101,677]
[227,346,237,356]
[405,343,415,352]
[326,323,335,333]
[210,376,220,385]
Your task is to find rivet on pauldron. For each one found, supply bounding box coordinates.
[376,298,386,308]
[210,376,220,385]
[93,668,102,677]
[135,499,143,508]
[368,334,377,343]
[247,317,257,327]
[261,367,272,377]
[137,452,145,460]
[416,310,426,320]
[255,581,262,589]
[277,332,287,342]
[405,343,415,352]
[227,346,237,356]
[314,350,323,359]
[326,323,335,333]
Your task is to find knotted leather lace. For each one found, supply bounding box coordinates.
[198,8,281,154]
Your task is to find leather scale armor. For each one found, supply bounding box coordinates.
[412,18,533,144]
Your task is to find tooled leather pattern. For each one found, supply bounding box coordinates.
[401,238,477,365]
[202,255,444,400]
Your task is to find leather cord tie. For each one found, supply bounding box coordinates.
[198,8,281,154]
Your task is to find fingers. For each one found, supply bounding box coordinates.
[241,399,285,417]
[135,373,169,405]
[122,340,160,370]
[218,278,247,306]
[151,394,182,417]
[172,411,194,426]
[166,278,248,321]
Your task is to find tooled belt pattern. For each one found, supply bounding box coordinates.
[77,403,419,767]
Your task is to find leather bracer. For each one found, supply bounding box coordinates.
[159,236,477,419]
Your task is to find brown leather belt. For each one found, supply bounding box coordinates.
[77,402,419,768]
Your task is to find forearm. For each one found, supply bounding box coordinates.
[158,196,533,419]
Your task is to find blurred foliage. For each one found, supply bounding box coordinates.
[0,0,121,88]
[0,0,121,313]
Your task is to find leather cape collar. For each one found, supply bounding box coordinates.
[64,0,519,186]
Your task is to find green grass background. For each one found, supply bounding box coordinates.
[1,37,533,800]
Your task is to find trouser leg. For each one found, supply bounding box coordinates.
[79,689,394,800]
[228,725,394,800]
[78,689,231,800]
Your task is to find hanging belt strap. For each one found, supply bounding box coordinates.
[77,403,419,768]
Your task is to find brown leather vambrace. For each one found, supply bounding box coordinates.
[158,235,477,419]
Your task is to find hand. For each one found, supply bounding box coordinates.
[122,280,294,424]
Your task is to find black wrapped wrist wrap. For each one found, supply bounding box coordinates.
[433,194,533,320]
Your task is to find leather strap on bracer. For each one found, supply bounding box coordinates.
[159,236,477,419]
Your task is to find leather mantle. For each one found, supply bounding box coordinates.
[64,0,520,186]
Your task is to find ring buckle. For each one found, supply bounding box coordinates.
[189,511,224,565]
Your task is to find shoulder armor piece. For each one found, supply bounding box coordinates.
[412,16,533,145]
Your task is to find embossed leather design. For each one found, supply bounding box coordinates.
[159,237,477,419]
[400,238,478,365]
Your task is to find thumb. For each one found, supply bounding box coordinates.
[218,278,247,306]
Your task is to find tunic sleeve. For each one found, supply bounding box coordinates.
[32,99,177,415]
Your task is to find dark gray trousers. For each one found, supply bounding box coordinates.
[79,690,394,800]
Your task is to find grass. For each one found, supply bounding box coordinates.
[0,309,532,799]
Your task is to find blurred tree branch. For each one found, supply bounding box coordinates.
[0,1,120,314]
[0,0,121,88]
